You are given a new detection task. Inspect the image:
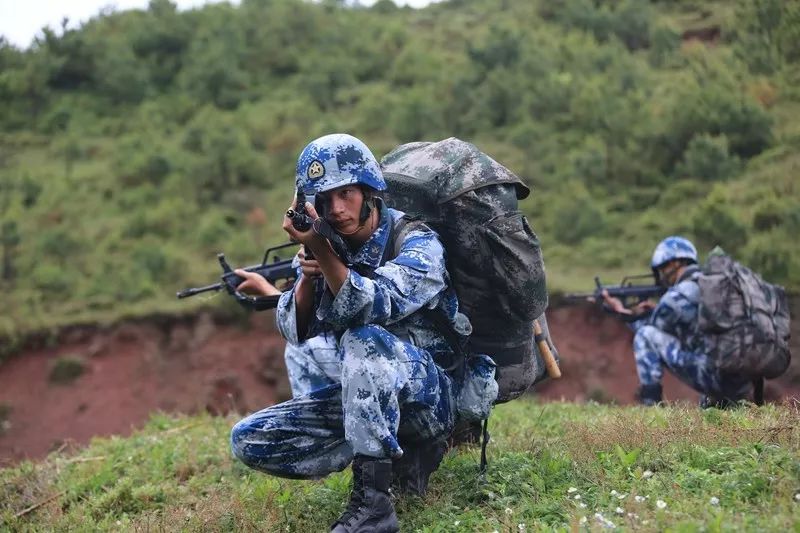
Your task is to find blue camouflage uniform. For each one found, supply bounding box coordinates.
[631,266,751,402]
[230,203,470,479]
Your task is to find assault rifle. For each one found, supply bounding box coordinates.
[176,189,317,311]
[563,274,666,320]
[175,243,298,310]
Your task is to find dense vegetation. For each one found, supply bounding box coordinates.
[1,0,799,342]
[2,400,798,530]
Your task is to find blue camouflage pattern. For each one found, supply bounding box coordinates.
[295,133,387,195]
[231,203,470,478]
[283,333,341,397]
[650,236,698,269]
[631,266,751,401]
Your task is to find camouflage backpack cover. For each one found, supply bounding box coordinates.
[380,137,555,403]
[698,248,791,379]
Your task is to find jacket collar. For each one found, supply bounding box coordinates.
[350,202,392,269]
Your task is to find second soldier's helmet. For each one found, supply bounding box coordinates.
[295,134,386,195]
[650,236,698,271]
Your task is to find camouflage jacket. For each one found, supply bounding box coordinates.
[276,203,471,365]
[632,265,706,352]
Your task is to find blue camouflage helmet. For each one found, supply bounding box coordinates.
[295,134,386,195]
[650,236,698,270]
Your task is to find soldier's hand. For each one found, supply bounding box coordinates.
[601,289,631,315]
[633,300,657,314]
[297,246,322,279]
[234,269,281,296]
[283,200,325,248]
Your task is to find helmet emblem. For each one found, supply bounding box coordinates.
[308,160,325,180]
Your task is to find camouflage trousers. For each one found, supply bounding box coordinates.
[283,331,342,396]
[633,325,751,402]
[230,324,455,479]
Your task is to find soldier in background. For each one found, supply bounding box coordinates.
[602,236,752,407]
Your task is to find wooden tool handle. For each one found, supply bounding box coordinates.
[534,319,561,379]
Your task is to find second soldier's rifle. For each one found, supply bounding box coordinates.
[564,274,666,319]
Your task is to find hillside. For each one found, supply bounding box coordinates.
[2,400,798,530]
[0,0,798,347]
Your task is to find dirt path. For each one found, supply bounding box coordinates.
[1,304,798,465]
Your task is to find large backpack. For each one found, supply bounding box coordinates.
[380,137,555,403]
[697,248,791,380]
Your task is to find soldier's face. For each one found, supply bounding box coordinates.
[657,260,681,286]
[322,185,364,232]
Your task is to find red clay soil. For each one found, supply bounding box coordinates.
[1,304,799,466]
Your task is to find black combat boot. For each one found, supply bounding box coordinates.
[636,383,662,406]
[391,439,447,497]
[331,455,399,533]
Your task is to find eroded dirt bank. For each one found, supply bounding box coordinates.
[1,304,798,465]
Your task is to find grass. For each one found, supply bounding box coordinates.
[2,400,798,531]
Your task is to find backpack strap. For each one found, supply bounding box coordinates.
[752,377,764,406]
[386,214,424,263]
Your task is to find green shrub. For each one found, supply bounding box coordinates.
[691,193,749,254]
[742,229,799,286]
[649,22,681,67]
[752,198,800,232]
[553,183,607,245]
[31,263,75,295]
[676,134,741,181]
[49,355,86,385]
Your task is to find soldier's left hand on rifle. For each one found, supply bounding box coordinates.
[233,269,281,297]
[600,289,656,316]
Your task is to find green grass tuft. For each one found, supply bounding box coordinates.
[47,355,86,385]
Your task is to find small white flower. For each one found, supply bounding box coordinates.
[634,495,645,503]
[454,521,460,526]
[594,512,615,529]
[627,512,639,519]
[568,487,578,493]
[615,507,624,515]
[579,516,588,524]
[656,500,667,509]
[610,489,619,496]
[517,524,526,531]
[116,521,122,526]
[617,493,627,500]
[505,507,513,515]
[579,502,587,508]
[795,493,800,502]
[710,496,720,506]
[642,470,653,479]
[488,491,496,499]
[574,494,582,500]
[642,519,650,525]
[492,530,499,533]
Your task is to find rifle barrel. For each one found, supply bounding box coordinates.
[176,283,222,299]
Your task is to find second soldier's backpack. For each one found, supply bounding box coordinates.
[380,137,555,403]
[697,249,791,380]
